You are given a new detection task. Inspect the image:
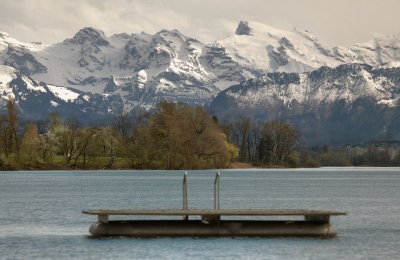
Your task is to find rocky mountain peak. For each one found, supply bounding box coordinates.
[158,29,181,35]
[0,31,11,39]
[69,27,109,46]
[155,28,193,43]
[235,21,252,36]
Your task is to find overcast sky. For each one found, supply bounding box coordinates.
[0,0,399,47]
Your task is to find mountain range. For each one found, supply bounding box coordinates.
[1,21,400,144]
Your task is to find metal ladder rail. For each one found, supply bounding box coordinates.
[183,171,188,220]
[182,171,220,221]
[214,172,220,210]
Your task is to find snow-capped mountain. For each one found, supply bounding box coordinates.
[211,64,400,144]
[0,65,123,122]
[218,21,400,73]
[1,21,399,111]
[219,21,343,73]
[0,21,400,142]
[0,27,229,112]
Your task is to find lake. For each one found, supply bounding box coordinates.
[0,168,399,259]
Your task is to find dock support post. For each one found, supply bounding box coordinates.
[98,215,108,223]
[214,172,220,209]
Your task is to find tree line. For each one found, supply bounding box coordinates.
[221,118,300,167]
[2,96,397,170]
[221,117,400,168]
[0,97,302,170]
[311,144,400,167]
[0,98,241,169]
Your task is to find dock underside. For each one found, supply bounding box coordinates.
[88,220,337,237]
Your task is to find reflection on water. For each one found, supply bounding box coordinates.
[0,168,399,259]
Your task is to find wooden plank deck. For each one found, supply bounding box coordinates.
[82,209,346,216]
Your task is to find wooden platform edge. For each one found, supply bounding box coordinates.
[82,209,347,216]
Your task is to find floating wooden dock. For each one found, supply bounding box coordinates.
[83,209,346,237]
[83,173,346,237]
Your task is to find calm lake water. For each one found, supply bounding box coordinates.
[0,168,399,259]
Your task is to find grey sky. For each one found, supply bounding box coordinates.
[0,0,399,47]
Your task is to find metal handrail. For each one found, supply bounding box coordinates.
[183,172,188,210]
[183,172,189,220]
[183,171,220,215]
[214,172,220,209]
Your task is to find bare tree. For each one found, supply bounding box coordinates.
[37,133,57,164]
[57,120,81,165]
[258,120,299,166]
[0,115,11,156]
[112,112,133,139]
[78,128,98,167]
[150,101,235,169]
[7,96,19,153]
[96,127,117,169]
[20,123,40,163]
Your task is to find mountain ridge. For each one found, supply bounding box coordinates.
[210,63,400,144]
[0,21,400,144]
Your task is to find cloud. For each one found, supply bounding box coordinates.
[0,0,399,47]
[0,0,234,44]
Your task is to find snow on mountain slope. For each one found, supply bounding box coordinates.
[50,28,211,87]
[211,64,400,114]
[349,34,400,66]
[0,21,400,118]
[25,28,223,109]
[47,85,80,102]
[218,21,400,74]
[1,22,400,88]
[0,65,17,99]
[210,64,400,145]
[1,63,70,98]
[218,21,344,73]
[0,31,45,53]
[0,64,124,122]
[0,65,46,101]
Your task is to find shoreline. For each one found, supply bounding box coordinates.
[1,166,400,172]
